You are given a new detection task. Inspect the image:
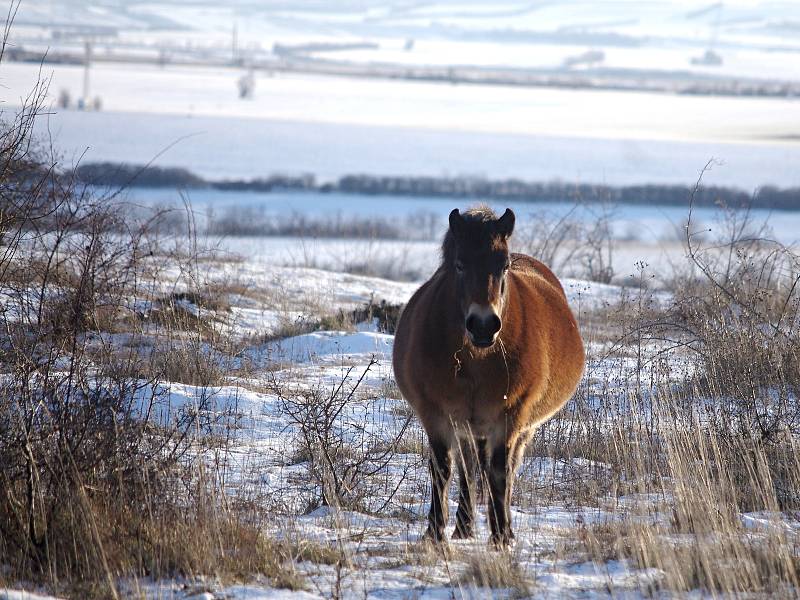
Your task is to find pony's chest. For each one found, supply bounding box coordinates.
[445,359,510,424]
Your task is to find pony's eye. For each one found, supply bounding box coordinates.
[455,260,464,273]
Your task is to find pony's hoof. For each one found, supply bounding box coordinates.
[422,527,446,545]
[451,525,475,540]
[489,532,514,550]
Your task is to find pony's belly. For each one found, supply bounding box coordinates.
[403,383,507,439]
[454,418,502,440]
[443,389,508,437]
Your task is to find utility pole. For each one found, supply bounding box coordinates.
[232,22,238,64]
[81,40,92,110]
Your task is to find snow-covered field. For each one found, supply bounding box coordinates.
[7,1,800,188]
[5,62,799,189]
[132,187,800,243]
[2,225,798,598]
[108,187,800,286]
[6,1,800,209]
[8,61,800,147]
[115,265,682,599]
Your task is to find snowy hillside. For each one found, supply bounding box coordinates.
[16,1,800,82]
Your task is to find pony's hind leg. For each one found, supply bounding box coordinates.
[510,428,535,476]
[424,437,453,543]
[453,435,478,539]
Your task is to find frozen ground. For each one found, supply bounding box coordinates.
[2,234,797,599]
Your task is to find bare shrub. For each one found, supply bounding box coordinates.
[258,311,354,344]
[270,359,415,513]
[516,167,800,596]
[349,297,403,333]
[671,172,800,441]
[515,202,616,283]
[581,204,616,284]
[257,298,403,346]
[0,35,281,594]
[151,341,228,387]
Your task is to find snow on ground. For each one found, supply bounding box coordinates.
[109,326,675,598]
[22,107,800,189]
[161,254,648,340]
[4,252,796,598]
[121,262,680,597]
[117,369,670,599]
[263,330,394,364]
[0,591,64,600]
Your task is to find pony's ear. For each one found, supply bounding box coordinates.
[449,208,464,235]
[495,208,515,238]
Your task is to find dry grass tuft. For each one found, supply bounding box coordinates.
[457,550,532,597]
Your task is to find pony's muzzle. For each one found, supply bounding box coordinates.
[465,304,502,348]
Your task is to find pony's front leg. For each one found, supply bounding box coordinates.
[487,442,513,548]
[453,436,478,539]
[424,438,453,542]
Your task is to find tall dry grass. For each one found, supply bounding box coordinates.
[525,177,800,595]
[0,22,308,596]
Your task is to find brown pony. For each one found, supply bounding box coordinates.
[393,206,585,547]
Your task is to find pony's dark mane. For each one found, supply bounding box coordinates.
[441,205,499,266]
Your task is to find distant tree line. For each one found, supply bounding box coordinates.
[75,162,206,188]
[73,162,800,211]
[75,162,316,192]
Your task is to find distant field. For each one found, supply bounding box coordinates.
[8,61,800,145]
[17,98,800,190]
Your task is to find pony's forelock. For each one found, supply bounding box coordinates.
[441,206,502,265]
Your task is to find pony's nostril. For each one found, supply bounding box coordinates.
[466,312,501,341]
[465,315,477,334]
[489,315,502,335]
